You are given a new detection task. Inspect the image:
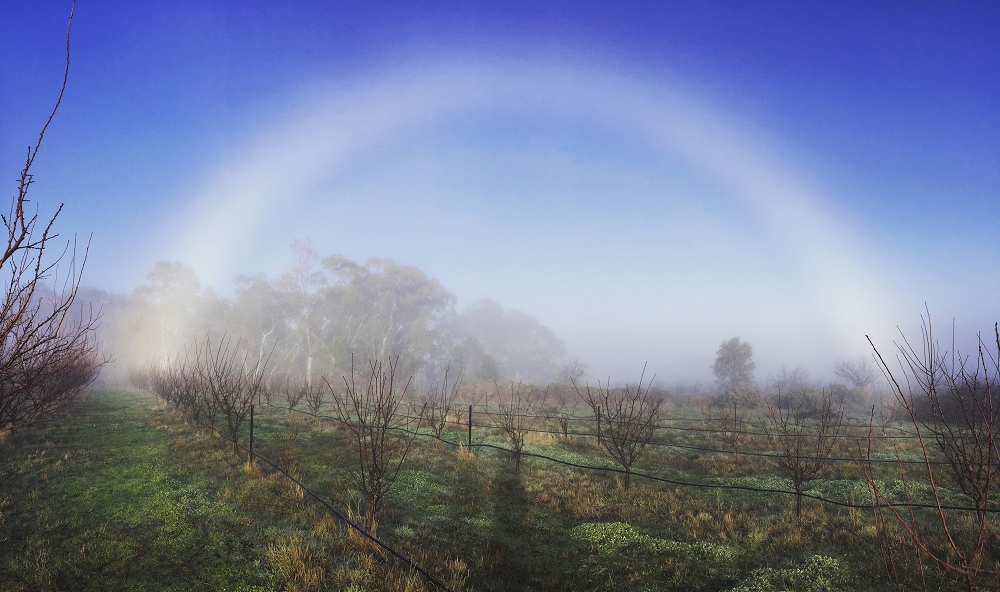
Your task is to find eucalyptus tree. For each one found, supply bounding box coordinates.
[231,273,287,374]
[452,299,566,383]
[319,255,456,379]
[277,239,327,386]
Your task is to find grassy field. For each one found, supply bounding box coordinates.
[1,390,994,591]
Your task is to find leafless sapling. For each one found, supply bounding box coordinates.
[855,316,1000,590]
[575,368,662,491]
[547,383,579,440]
[302,378,325,416]
[488,381,547,472]
[327,357,424,532]
[422,364,463,451]
[282,376,307,413]
[762,386,844,518]
[715,399,751,461]
[191,334,267,456]
[0,1,102,434]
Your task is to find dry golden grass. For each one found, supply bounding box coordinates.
[455,445,476,462]
[268,536,326,592]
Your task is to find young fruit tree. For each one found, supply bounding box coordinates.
[0,1,102,434]
[488,381,547,472]
[421,364,462,451]
[855,316,1000,591]
[575,368,662,491]
[191,335,267,456]
[327,357,425,532]
[762,387,843,518]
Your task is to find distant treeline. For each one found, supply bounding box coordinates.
[82,240,575,387]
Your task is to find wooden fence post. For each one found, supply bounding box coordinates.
[249,404,254,462]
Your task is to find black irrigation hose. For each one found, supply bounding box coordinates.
[256,401,1000,514]
[276,397,924,440]
[413,430,1000,514]
[183,409,456,592]
[271,401,955,467]
[456,404,927,440]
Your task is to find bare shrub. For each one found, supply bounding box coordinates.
[0,3,102,433]
[422,364,462,451]
[302,379,325,416]
[713,399,751,460]
[856,316,1000,590]
[575,368,662,490]
[327,357,424,531]
[762,387,844,518]
[488,381,547,472]
[549,383,579,440]
[196,335,267,454]
[259,374,277,406]
[282,377,307,413]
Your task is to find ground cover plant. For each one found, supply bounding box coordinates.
[4,349,998,591]
[0,392,460,591]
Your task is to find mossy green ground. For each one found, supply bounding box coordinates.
[0,392,280,590]
[2,391,980,591]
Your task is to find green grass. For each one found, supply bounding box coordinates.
[3,392,994,591]
[0,392,446,592]
[0,392,281,590]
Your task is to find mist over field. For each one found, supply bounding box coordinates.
[3,2,997,386]
[3,5,1000,590]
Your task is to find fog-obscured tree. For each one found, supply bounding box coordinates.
[453,299,565,383]
[107,261,225,369]
[833,355,879,391]
[278,239,327,386]
[451,336,504,382]
[230,273,287,374]
[320,255,455,380]
[557,358,587,384]
[712,337,755,395]
[97,243,572,395]
[768,365,811,395]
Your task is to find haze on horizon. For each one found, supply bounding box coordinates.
[2,2,997,385]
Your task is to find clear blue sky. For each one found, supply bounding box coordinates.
[2,1,997,382]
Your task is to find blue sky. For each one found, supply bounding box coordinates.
[2,1,997,382]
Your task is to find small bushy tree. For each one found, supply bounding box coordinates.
[762,387,843,518]
[327,357,424,531]
[0,2,102,433]
[489,381,546,472]
[576,368,662,491]
[713,337,755,396]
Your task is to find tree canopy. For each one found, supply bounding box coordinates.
[712,336,755,394]
[94,244,568,387]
